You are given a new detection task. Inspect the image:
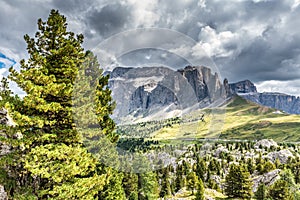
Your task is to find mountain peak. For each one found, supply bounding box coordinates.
[229,79,257,94]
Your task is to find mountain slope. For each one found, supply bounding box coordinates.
[136,95,300,142]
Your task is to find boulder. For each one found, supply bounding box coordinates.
[0,185,7,200]
[254,139,278,149]
[267,149,294,164]
[252,169,281,192]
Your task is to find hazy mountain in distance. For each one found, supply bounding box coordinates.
[229,80,300,114]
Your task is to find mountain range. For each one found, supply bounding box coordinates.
[107,66,300,123]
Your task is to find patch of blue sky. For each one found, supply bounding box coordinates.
[0,52,16,68]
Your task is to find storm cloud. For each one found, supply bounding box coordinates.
[0,0,300,96]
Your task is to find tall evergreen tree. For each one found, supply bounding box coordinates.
[5,10,116,199]
[175,164,184,192]
[269,180,290,200]
[224,164,253,199]
[196,157,207,181]
[255,183,267,200]
[138,171,159,200]
[122,172,138,200]
[187,171,198,195]
[195,178,205,200]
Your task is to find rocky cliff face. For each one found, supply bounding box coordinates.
[230,80,300,114]
[241,92,300,114]
[108,66,228,123]
[229,80,257,93]
[178,66,227,102]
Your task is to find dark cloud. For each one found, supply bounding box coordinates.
[118,48,190,69]
[52,0,92,12]
[86,3,132,38]
[0,0,300,95]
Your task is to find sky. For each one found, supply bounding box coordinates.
[0,0,300,96]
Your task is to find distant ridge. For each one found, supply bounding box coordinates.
[229,80,300,114]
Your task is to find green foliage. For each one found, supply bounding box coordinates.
[8,10,85,144]
[255,183,267,200]
[122,172,138,199]
[159,167,172,198]
[24,144,97,183]
[98,169,126,200]
[195,158,206,183]
[195,178,205,200]
[269,179,290,200]
[138,171,159,200]
[1,9,119,199]
[262,160,276,173]
[224,164,253,199]
[0,77,12,101]
[187,171,198,194]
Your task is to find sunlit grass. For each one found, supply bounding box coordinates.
[150,96,300,142]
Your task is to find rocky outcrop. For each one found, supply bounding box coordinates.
[0,108,15,156]
[254,139,278,149]
[0,185,7,200]
[108,66,228,123]
[252,169,281,192]
[230,80,300,114]
[178,66,226,102]
[229,80,257,94]
[129,84,178,115]
[267,149,294,164]
[240,92,300,114]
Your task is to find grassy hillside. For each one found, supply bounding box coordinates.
[118,95,300,143]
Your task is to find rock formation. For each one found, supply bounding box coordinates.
[230,80,300,114]
[229,80,257,94]
[252,169,281,192]
[108,66,228,123]
[254,139,278,149]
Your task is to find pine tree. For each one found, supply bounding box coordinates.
[122,172,138,200]
[246,158,255,174]
[224,164,253,199]
[138,171,159,200]
[5,10,116,199]
[255,183,267,200]
[196,157,207,181]
[262,160,276,173]
[0,77,12,101]
[187,171,198,195]
[195,178,205,200]
[269,180,290,200]
[175,164,184,192]
[159,167,172,198]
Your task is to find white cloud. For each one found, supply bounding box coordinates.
[256,80,300,97]
[125,0,160,27]
[197,26,239,58]
[0,68,6,79]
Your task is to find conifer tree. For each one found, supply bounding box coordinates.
[0,77,12,101]
[122,172,138,200]
[175,164,184,192]
[224,164,253,199]
[262,160,276,173]
[159,167,171,198]
[269,180,290,200]
[138,171,159,200]
[255,183,267,200]
[187,171,198,194]
[5,10,116,199]
[196,157,207,181]
[195,178,205,200]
